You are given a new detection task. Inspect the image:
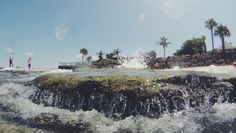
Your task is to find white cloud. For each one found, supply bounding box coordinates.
[163,0,184,19]
[55,24,70,41]
[138,13,146,22]
[26,52,35,57]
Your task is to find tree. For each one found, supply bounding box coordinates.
[113,48,121,60]
[214,24,231,53]
[174,37,205,56]
[106,53,115,60]
[97,51,104,60]
[80,48,88,64]
[86,56,92,64]
[155,36,171,58]
[205,18,218,50]
[145,50,157,69]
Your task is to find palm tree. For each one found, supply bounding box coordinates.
[80,48,88,64]
[155,36,171,58]
[214,24,231,53]
[205,18,218,50]
[86,56,92,64]
[97,51,104,60]
[113,48,121,60]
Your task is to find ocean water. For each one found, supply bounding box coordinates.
[0,66,236,133]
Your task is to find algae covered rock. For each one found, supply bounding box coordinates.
[91,59,121,68]
[33,73,161,94]
[33,73,79,92]
[28,73,235,119]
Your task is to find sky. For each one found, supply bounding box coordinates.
[0,0,235,68]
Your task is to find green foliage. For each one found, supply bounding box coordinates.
[144,51,157,69]
[106,48,121,61]
[205,18,218,30]
[91,58,120,68]
[80,48,88,55]
[106,53,116,60]
[174,37,205,56]
[201,35,207,53]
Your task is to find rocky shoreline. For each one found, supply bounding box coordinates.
[26,72,236,119]
[147,52,236,69]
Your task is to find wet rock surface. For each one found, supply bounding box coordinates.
[27,113,91,133]
[27,73,236,120]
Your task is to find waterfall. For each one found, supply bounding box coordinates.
[1,70,236,132]
[28,74,235,120]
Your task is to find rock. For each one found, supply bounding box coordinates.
[147,52,236,69]
[28,113,90,132]
[91,59,121,69]
[27,73,236,119]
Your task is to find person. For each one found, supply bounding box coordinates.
[27,57,32,69]
[9,53,14,67]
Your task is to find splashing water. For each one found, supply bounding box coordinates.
[1,69,236,132]
[120,50,147,69]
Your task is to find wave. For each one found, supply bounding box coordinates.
[119,50,147,69]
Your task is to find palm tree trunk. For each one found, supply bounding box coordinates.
[211,29,215,50]
[221,36,226,63]
[82,55,84,64]
[163,46,166,58]
[221,36,225,53]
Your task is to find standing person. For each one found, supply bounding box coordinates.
[9,53,14,67]
[27,57,32,69]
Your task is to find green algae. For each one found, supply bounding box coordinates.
[35,74,79,92]
[33,74,163,95]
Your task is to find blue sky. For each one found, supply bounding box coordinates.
[0,0,235,68]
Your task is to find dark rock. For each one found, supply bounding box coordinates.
[27,113,91,133]
[146,52,236,69]
[27,74,236,120]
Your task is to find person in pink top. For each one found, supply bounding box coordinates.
[27,57,32,69]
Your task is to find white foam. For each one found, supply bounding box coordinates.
[120,58,147,69]
[42,69,73,74]
[172,66,180,70]
[213,102,236,122]
[120,50,147,69]
[1,81,236,132]
[1,67,17,71]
